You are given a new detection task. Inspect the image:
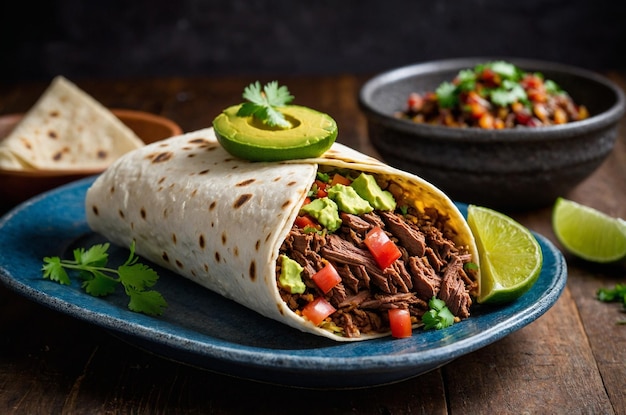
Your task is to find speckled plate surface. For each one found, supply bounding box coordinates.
[0,177,567,389]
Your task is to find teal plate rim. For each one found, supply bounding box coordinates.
[0,176,567,389]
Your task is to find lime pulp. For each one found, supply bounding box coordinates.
[467,205,543,304]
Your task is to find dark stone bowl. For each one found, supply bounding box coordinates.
[359,57,625,211]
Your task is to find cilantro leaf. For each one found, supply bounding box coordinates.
[237,81,294,128]
[544,79,563,95]
[127,288,168,316]
[42,241,167,316]
[486,61,521,81]
[74,243,109,267]
[597,284,626,325]
[81,271,118,297]
[42,257,71,285]
[119,263,159,291]
[316,171,330,183]
[490,80,528,107]
[456,69,477,92]
[422,297,455,330]
[436,82,458,109]
[597,283,626,304]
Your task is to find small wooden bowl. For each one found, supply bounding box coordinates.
[0,109,183,210]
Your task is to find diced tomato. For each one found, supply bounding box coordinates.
[330,173,352,186]
[468,102,488,119]
[515,110,533,125]
[407,92,424,112]
[527,88,547,103]
[295,214,320,230]
[528,118,543,127]
[465,91,490,108]
[302,297,336,326]
[312,263,342,294]
[314,180,328,199]
[364,226,402,269]
[521,74,543,90]
[388,308,412,338]
[478,68,500,87]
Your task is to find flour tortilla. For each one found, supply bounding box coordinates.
[0,76,144,171]
[85,128,478,341]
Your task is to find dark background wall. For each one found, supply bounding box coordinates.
[2,0,625,83]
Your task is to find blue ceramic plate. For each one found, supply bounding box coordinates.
[0,177,566,389]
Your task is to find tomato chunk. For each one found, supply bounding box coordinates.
[388,308,412,338]
[314,180,328,199]
[364,226,402,269]
[312,263,342,294]
[330,173,352,186]
[302,297,336,326]
[294,214,320,230]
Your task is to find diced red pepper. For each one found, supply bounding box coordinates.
[407,92,424,112]
[364,226,402,269]
[312,263,342,294]
[515,110,533,126]
[468,102,488,119]
[302,297,336,326]
[295,214,320,230]
[521,74,543,90]
[478,67,500,87]
[330,173,352,187]
[388,308,412,338]
[314,180,328,199]
[527,88,547,103]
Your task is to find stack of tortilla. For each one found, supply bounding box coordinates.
[0,76,144,171]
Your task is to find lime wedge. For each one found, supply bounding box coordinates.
[467,205,543,304]
[552,197,626,263]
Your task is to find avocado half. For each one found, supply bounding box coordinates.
[213,104,338,161]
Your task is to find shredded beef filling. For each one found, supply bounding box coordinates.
[278,206,477,338]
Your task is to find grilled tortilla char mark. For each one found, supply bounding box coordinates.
[278,206,475,338]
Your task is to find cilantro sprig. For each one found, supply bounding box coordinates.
[597,283,626,325]
[42,242,167,316]
[435,61,534,109]
[422,296,455,330]
[236,81,294,128]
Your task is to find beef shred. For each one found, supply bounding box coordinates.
[278,204,477,338]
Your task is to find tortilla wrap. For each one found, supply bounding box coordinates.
[85,128,479,341]
[0,76,144,171]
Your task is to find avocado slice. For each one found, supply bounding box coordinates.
[213,104,338,161]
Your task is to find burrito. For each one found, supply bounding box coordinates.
[85,128,479,341]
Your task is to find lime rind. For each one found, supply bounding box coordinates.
[467,205,543,304]
[552,197,626,263]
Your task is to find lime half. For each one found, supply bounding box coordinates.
[552,197,626,263]
[467,205,543,304]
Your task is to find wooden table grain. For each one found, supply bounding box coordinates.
[1,74,625,415]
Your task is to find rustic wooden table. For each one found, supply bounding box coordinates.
[0,75,625,414]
